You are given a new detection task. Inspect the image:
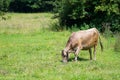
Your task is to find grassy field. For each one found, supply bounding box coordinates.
[0,13,120,80]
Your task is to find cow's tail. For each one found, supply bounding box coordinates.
[99,36,103,52]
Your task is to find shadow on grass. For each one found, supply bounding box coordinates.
[68,57,89,62]
[60,57,89,63]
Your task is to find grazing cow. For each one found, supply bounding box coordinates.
[62,28,103,62]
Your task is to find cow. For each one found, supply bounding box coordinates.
[61,28,103,63]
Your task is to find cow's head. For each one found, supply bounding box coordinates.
[61,50,68,63]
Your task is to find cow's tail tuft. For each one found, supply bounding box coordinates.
[99,36,103,52]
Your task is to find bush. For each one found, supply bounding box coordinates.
[0,11,11,21]
[55,0,120,32]
[0,0,11,12]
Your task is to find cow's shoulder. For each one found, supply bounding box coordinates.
[70,32,76,38]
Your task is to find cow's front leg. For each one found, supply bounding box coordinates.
[93,45,96,60]
[74,47,80,61]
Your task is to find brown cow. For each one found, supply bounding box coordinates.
[62,28,103,62]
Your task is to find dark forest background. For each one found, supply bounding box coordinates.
[0,0,55,12]
[0,0,120,32]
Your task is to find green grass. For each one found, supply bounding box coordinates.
[0,13,53,34]
[0,13,120,80]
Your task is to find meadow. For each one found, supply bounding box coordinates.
[0,13,120,80]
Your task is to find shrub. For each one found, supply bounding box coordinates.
[55,0,120,32]
[0,11,11,20]
[0,0,11,12]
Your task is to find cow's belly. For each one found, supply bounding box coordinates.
[82,46,93,50]
[81,43,95,50]
[81,39,98,50]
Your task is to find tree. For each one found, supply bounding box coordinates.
[0,0,11,20]
[56,0,120,32]
[0,0,11,11]
[9,0,55,12]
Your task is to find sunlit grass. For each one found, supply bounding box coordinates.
[0,13,53,34]
[0,13,120,80]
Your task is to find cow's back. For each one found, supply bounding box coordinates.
[80,28,99,49]
[67,28,99,50]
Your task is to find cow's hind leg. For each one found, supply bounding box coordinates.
[89,48,92,60]
[93,45,96,60]
[74,47,80,61]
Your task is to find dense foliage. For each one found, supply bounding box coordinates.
[0,0,120,32]
[0,0,11,12]
[56,0,120,32]
[0,0,55,12]
[9,0,55,12]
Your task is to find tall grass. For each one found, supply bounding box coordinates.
[0,13,53,34]
[114,33,120,52]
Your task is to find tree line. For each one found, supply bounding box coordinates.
[0,0,55,12]
[56,0,120,32]
[0,0,120,32]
